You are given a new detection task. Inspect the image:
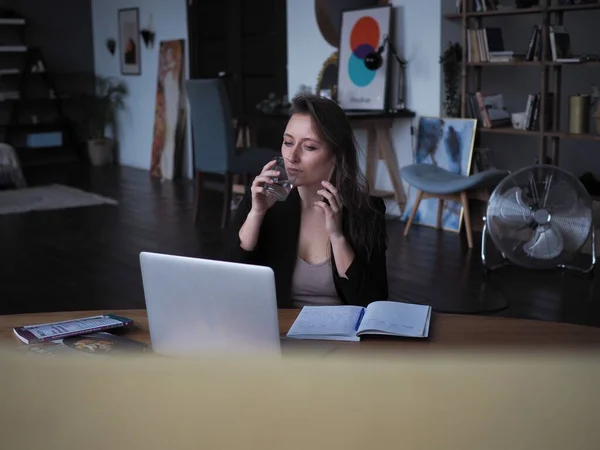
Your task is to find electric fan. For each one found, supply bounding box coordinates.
[481,164,596,275]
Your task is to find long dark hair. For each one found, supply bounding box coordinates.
[289,94,385,258]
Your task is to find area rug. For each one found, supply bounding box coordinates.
[0,184,118,215]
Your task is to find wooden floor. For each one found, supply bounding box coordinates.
[2,163,600,328]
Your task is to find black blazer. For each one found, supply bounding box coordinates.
[223,188,389,308]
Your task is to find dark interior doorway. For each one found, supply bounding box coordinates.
[186,0,288,149]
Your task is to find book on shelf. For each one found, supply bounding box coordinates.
[13,314,135,344]
[469,92,511,128]
[549,25,581,63]
[467,91,554,132]
[524,25,539,61]
[467,27,521,63]
[286,301,432,342]
[456,0,499,13]
[523,24,573,63]
[523,92,554,131]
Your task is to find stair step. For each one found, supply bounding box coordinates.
[0,18,26,25]
[0,45,27,52]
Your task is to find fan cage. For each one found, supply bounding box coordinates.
[485,164,594,270]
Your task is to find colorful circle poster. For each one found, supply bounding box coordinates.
[337,5,392,111]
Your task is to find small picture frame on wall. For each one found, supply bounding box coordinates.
[337,5,392,111]
[118,8,141,75]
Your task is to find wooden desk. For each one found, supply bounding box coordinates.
[2,309,600,353]
[2,312,600,450]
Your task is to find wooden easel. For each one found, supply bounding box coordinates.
[355,114,410,213]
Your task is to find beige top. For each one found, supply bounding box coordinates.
[291,257,342,308]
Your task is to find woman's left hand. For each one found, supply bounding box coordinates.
[315,180,344,240]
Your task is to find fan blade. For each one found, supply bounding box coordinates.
[488,186,534,226]
[522,225,564,260]
[549,203,593,253]
[542,180,579,213]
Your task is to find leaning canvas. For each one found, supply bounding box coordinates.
[401,117,477,232]
[150,39,187,180]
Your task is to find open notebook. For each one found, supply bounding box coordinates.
[286,301,432,342]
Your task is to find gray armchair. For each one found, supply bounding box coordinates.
[186,78,279,228]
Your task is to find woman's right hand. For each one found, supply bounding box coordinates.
[249,159,280,216]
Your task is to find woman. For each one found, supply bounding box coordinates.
[225,94,388,308]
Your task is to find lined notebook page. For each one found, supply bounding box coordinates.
[358,301,431,337]
[286,305,364,337]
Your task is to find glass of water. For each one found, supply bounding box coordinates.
[263,156,296,201]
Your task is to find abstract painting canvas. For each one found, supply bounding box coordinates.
[337,5,391,110]
[401,117,477,232]
[150,39,187,180]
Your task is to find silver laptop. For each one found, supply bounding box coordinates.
[139,252,281,357]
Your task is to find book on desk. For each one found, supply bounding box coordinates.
[286,301,432,342]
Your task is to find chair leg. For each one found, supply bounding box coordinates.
[436,198,444,229]
[460,191,473,249]
[193,170,203,224]
[404,190,424,237]
[221,172,233,229]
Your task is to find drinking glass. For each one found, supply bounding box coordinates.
[263,156,296,201]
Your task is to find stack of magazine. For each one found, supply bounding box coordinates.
[12,314,147,357]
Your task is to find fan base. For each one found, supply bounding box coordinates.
[481,221,596,278]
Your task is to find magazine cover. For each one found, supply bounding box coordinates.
[25,332,148,357]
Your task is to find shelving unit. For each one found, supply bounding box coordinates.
[0,12,76,167]
[445,0,600,165]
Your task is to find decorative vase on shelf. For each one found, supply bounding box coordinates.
[591,83,599,134]
[568,94,591,134]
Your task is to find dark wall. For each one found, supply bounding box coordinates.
[1,0,94,99]
[1,0,94,75]
[187,0,288,150]
[0,0,95,146]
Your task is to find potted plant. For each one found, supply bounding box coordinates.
[86,76,128,166]
[439,42,462,118]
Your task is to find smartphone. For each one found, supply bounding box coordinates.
[321,166,336,205]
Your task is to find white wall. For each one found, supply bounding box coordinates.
[286,0,444,216]
[286,2,337,99]
[440,0,462,111]
[91,0,192,178]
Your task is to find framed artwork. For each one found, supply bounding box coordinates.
[337,5,391,111]
[118,8,141,75]
[150,40,187,180]
[401,117,477,232]
[314,0,384,47]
